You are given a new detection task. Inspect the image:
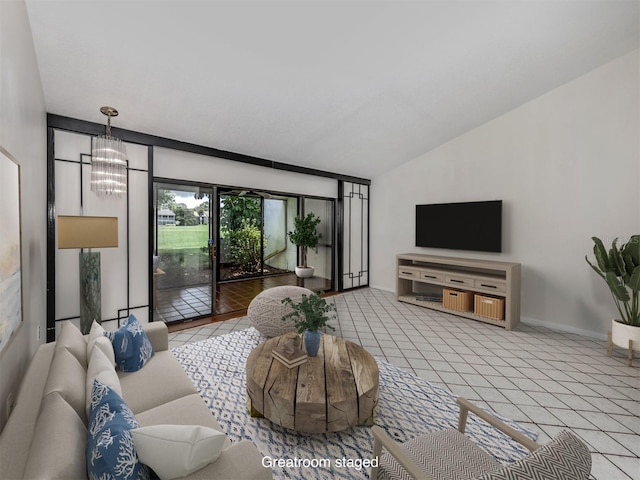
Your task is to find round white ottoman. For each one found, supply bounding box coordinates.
[248,286,314,338]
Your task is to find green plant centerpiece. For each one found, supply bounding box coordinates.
[281,292,335,356]
[586,235,640,363]
[287,213,321,278]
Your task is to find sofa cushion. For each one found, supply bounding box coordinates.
[141,321,169,352]
[86,344,122,417]
[57,320,88,368]
[88,321,116,366]
[95,334,117,368]
[23,392,87,479]
[87,380,150,480]
[106,315,154,372]
[135,393,230,448]
[88,320,106,349]
[43,345,87,423]
[0,343,56,480]
[131,425,227,480]
[118,351,197,414]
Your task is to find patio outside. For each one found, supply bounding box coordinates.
[156,191,295,289]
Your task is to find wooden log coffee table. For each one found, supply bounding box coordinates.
[246,334,379,433]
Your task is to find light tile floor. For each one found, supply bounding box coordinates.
[169,287,640,480]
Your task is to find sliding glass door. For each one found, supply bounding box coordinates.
[263,196,297,275]
[218,190,297,282]
[218,191,263,280]
[152,182,335,323]
[301,197,334,292]
[153,182,216,323]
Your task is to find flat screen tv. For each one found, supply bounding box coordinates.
[415,200,502,253]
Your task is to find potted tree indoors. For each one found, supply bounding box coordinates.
[288,212,321,278]
[586,235,639,365]
[281,292,335,356]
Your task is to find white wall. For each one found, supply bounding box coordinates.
[370,51,639,337]
[0,0,47,429]
[154,147,338,198]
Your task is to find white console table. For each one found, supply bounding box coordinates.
[396,253,521,330]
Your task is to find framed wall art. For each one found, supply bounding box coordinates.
[0,146,23,354]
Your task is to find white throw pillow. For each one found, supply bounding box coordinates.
[57,320,88,367]
[131,424,227,480]
[87,322,116,367]
[93,335,116,367]
[85,346,122,417]
[87,321,105,348]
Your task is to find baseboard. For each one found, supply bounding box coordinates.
[367,285,607,340]
[519,316,606,341]
[369,284,394,294]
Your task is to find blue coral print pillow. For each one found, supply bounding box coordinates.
[86,380,150,480]
[105,315,154,372]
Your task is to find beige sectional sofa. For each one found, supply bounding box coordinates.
[0,321,272,479]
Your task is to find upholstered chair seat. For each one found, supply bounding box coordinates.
[372,398,591,480]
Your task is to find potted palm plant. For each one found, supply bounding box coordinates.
[288,213,322,278]
[586,235,639,363]
[281,292,335,356]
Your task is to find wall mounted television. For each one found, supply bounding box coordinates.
[415,200,502,253]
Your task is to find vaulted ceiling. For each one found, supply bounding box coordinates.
[25,1,639,178]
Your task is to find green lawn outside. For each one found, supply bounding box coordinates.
[157,224,209,251]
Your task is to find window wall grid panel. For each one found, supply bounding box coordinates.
[51,130,149,338]
[342,182,369,290]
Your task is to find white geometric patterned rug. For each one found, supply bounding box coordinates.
[172,328,537,480]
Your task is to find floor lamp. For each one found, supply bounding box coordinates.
[58,215,118,334]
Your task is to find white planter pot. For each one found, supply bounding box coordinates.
[611,319,640,352]
[295,266,314,278]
